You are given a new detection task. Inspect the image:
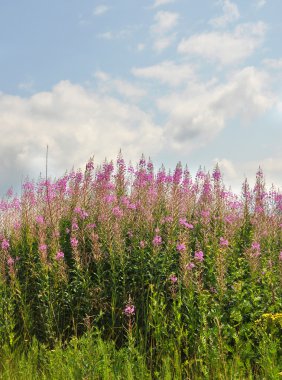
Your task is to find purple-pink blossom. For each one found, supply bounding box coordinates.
[1,239,10,250]
[185,262,195,270]
[220,237,229,247]
[176,243,186,252]
[7,256,15,267]
[153,235,162,246]
[72,222,79,231]
[140,240,146,248]
[70,237,79,248]
[251,242,260,251]
[36,215,44,224]
[39,244,47,253]
[169,274,178,284]
[112,206,123,218]
[201,210,210,219]
[279,251,282,261]
[124,304,135,316]
[55,251,64,261]
[179,218,194,229]
[194,251,204,262]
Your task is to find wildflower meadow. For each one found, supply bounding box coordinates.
[0,154,281,379]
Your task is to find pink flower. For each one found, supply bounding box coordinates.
[70,237,79,248]
[124,304,135,316]
[112,206,123,218]
[220,237,229,247]
[36,215,44,224]
[140,240,146,248]
[179,218,194,229]
[87,223,96,229]
[7,256,14,267]
[201,210,210,219]
[55,251,64,261]
[176,243,186,252]
[194,251,204,262]
[279,251,282,261]
[185,262,195,270]
[153,235,162,246]
[74,207,88,219]
[72,222,79,231]
[1,239,10,250]
[39,244,47,253]
[169,274,178,283]
[251,242,260,251]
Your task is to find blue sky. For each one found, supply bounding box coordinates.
[1,0,282,194]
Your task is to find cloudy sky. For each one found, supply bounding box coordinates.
[1,0,282,194]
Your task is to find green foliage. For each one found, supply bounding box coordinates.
[1,157,282,377]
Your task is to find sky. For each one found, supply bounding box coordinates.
[1,0,282,195]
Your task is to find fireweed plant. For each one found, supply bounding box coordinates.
[0,155,282,379]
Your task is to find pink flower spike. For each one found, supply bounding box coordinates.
[220,237,229,247]
[177,243,186,252]
[279,251,282,261]
[251,242,260,251]
[39,244,47,253]
[7,256,15,267]
[169,274,178,283]
[55,251,64,261]
[153,235,162,246]
[72,223,79,231]
[70,237,79,248]
[185,262,195,270]
[1,239,10,250]
[140,240,146,248]
[124,304,135,316]
[194,251,204,262]
[36,215,44,224]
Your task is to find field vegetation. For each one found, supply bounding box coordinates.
[0,154,281,379]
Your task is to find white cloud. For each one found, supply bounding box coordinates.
[152,11,179,34]
[214,158,237,179]
[212,156,282,192]
[150,11,179,52]
[178,22,266,65]
[209,0,240,28]
[18,79,35,93]
[0,81,162,191]
[157,66,274,149]
[94,71,146,101]
[153,34,177,52]
[93,5,110,16]
[255,0,266,9]
[97,31,113,40]
[132,61,196,87]
[263,58,282,69]
[137,43,146,52]
[152,0,176,8]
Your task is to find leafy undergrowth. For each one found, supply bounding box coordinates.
[0,154,282,379]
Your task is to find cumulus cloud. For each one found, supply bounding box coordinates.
[255,0,266,9]
[150,11,179,52]
[132,61,196,87]
[93,5,110,16]
[156,67,274,149]
[0,81,162,192]
[152,11,179,34]
[178,22,266,65]
[214,158,237,179]
[152,0,176,8]
[94,71,147,101]
[209,0,240,28]
[263,58,282,69]
[212,156,282,192]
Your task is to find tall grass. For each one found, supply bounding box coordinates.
[0,155,281,379]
